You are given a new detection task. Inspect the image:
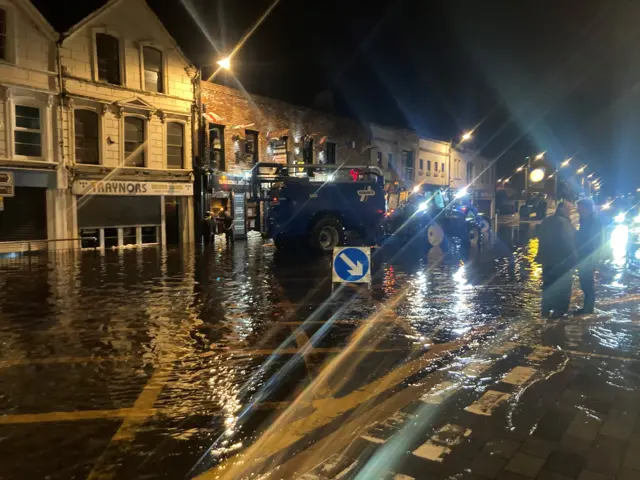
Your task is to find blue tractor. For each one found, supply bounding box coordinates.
[250,163,386,252]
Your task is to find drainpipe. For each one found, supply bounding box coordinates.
[192,68,204,244]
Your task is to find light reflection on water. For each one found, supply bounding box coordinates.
[0,223,639,477]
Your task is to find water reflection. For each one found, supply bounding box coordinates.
[0,222,638,478]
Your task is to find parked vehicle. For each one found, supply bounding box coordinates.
[250,163,385,252]
[519,193,547,220]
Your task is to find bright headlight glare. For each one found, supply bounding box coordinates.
[615,212,626,223]
[611,224,629,252]
[635,249,640,260]
[634,215,640,223]
[417,200,429,212]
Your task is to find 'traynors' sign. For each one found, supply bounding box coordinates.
[72,180,193,196]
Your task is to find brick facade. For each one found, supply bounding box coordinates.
[201,81,370,175]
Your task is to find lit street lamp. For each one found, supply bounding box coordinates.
[461,131,473,142]
[217,56,232,70]
[560,158,572,168]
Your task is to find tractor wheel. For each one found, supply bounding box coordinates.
[309,216,345,253]
[427,223,445,247]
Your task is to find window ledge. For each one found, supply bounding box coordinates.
[0,158,56,170]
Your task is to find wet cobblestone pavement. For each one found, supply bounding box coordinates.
[2,228,640,479]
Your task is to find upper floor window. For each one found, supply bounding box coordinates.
[401,150,413,181]
[0,8,6,61]
[419,159,423,170]
[14,105,41,157]
[441,162,445,173]
[434,162,438,172]
[427,160,431,171]
[74,110,99,164]
[143,46,163,93]
[96,33,120,85]
[167,122,184,169]
[376,151,382,167]
[245,130,258,164]
[208,124,225,171]
[124,117,145,167]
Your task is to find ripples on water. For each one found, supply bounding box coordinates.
[1,225,638,477]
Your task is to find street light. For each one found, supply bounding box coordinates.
[217,56,232,70]
[576,165,587,174]
[560,158,572,168]
[461,131,473,142]
[587,173,594,178]
[535,152,545,160]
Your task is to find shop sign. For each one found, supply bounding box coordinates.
[0,172,15,197]
[72,180,193,196]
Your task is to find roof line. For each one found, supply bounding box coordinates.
[62,0,124,40]
[20,0,58,41]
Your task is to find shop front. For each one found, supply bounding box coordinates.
[72,179,193,249]
[206,173,253,239]
[0,168,57,252]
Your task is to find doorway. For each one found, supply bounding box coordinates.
[165,197,180,245]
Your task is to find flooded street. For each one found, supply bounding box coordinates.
[2,227,640,480]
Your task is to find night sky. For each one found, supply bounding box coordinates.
[34,0,640,194]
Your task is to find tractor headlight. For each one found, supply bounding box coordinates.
[635,249,640,260]
[417,200,429,212]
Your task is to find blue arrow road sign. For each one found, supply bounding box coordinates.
[332,247,371,283]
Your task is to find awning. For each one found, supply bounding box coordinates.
[202,112,223,123]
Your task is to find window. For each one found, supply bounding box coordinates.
[96,33,120,85]
[434,162,438,172]
[143,46,163,93]
[303,137,313,163]
[427,160,431,171]
[388,153,393,172]
[0,8,6,61]
[124,117,145,167]
[14,105,41,157]
[376,151,382,167]
[466,162,474,184]
[326,142,336,164]
[74,110,99,164]
[441,162,445,174]
[209,124,225,171]
[419,159,423,170]
[166,122,184,169]
[245,130,258,164]
[401,150,413,181]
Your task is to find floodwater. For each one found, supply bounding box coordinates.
[1,225,640,479]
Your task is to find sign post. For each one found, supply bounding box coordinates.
[332,246,371,288]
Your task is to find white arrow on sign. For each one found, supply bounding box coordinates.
[339,252,364,276]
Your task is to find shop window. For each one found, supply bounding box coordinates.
[143,46,163,93]
[0,8,6,61]
[208,124,225,171]
[466,162,474,184]
[325,142,336,165]
[166,122,184,169]
[141,226,157,244]
[124,117,145,167]
[376,151,382,167]
[104,228,118,248]
[245,130,258,164]
[441,162,445,174]
[96,33,121,85]
[79,228,99,248]
[74,110,99,165]
[14,105,41,157]
[122,227,136,246]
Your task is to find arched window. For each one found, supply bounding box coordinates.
[74,110,99,164]
[166,122,184,169]
[124,117,145,167]
[96,33,120,85]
